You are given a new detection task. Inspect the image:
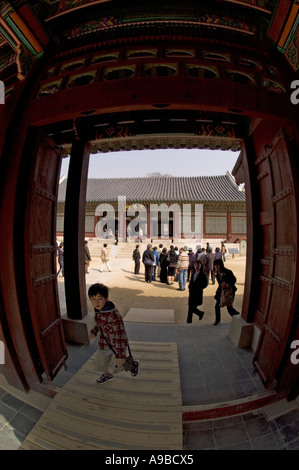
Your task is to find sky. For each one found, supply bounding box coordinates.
[59,148,240,179]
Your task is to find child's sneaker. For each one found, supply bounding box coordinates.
[96,373,114,384]
[131,360,139,377]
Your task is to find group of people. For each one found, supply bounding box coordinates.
[132,243,226,287]
[73,239,235,386]
[86,243,239,386]
[56,239,115,278]
[187,257,239,325]
[132,242,239,325]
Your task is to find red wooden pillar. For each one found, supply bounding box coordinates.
[227,211,232,241]
[202,211,206,239]
[64,139,90,320]
[146,204,150,239]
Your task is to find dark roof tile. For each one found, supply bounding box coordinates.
[58,172,245,204]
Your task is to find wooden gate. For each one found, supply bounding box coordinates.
[24,133,68,381]
[253,129,299,388]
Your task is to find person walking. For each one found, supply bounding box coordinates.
[138,227,143,242]
[84,240,91,273]
[89,283,139,383]
[132,244,141,274]
[57,242,64,277]
[176,247,189,291]
[213,259,240,325]
[187,259,208,323]
[142,243,155,283]
[100,243,111,272]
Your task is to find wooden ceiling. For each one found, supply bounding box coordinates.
[1,1,298,151]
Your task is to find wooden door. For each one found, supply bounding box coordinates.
[253,129,299,388]
[24,133,68,381]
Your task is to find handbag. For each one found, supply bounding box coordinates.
[98,328,138,376]
[220,288,234,307]
[144,257,154,266]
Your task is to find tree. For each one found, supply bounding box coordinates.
[145,172,172,177]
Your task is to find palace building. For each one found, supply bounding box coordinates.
[57,172,246,242]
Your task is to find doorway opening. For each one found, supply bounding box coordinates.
[56,146,247,325]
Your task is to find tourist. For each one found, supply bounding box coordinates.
[221,242,227,262]
[213,259,240,325]
[187,260,208,323]
[206,247,216,284]
[176,247,189,291]
[157,244,163,277]
[152,246,159,281]
[89,283,139,384]
[187,247,196,281]
[57,242,64,278]
[167,245,178,285]
[132,244,141,274]
[197,247,209,279]
[142,243,155,283]
[100,243,111,272]
[159,247,168,283]
[84,240,91,273]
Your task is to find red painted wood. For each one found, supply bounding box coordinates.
[23,77,293,128]
[0,121,41,391]
[182,390,286,422]
[23,133,68,381]
[252,128,299,388]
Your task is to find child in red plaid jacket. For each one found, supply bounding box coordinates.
[89,283,131,383]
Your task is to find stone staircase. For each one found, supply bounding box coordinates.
[87,239,241,260]
[88,239,173,259]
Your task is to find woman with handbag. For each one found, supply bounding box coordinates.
[89,283,139,383]
[213,259,240,325]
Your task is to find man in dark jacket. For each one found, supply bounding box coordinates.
[132,244,141,274]
[187,248,196,281]
[142,243,155,283]
[213,259,240,325]
[187,259,208,323]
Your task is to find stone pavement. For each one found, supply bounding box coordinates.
[1,247,299,450]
